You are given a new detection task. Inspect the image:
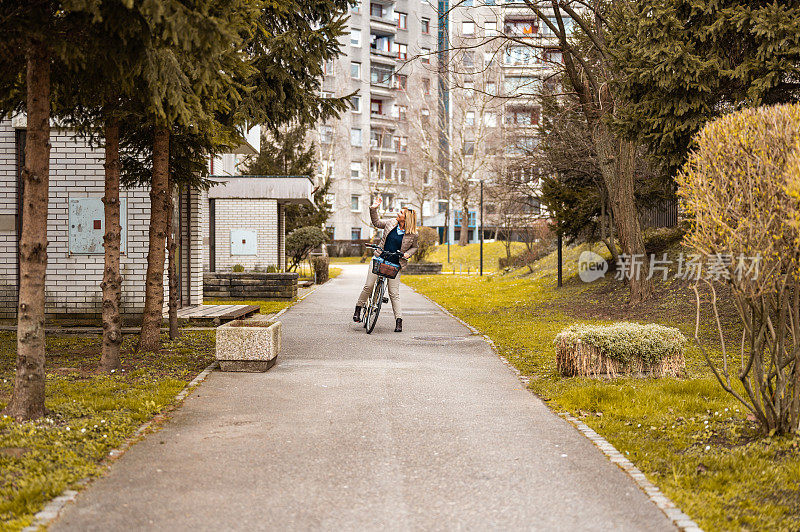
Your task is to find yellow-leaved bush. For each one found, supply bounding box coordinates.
[677,103,800,435]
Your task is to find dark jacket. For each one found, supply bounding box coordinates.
[370,206,419,267]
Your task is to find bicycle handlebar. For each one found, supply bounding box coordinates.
[364,243,404,259]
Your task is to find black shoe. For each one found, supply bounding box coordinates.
[353,306,362,322]
[394,318,402,332]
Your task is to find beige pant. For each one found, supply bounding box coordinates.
[357,269,401,319]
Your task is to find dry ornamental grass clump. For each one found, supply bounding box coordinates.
[678,103,800,435]
[555,322,687,378]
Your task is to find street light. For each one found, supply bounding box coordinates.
[479,179,484,276]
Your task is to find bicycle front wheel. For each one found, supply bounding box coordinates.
[366,278,384,334]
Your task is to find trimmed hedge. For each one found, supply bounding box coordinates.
[555,322,686,364]
[554,322,687,377]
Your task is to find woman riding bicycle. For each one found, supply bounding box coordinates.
[353,196,418,332]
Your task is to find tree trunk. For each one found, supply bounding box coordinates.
[594,125,652,304]
[139,126,170,352]
[458,197,470,246]
[167,183,179,340]
[4,40,50,421]
[100,117,123,372]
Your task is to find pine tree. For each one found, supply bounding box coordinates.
[611,0,800,175]
[245,125,332,233]
[0,1,95,420]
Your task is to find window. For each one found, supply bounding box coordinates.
[424,170,432,185]
[395,167,409,183]
[421,17,430,34]
[350,95,361,112]
[421,108,430,123]
[350,161,362,179]
[351,196,361,212]
[319,125,333,144]
[350,29,361,47]
[465,111,475,126]
[485,21,497,35]
[504,75,541,96]
[423,78,431,94]
[321,90,333,99]
[324,61,334,75]
[505,19,537,36]
[544,49,563,64]
[463,51,474,68]
[463,140,475,155]
[507,137,538,154]
[462,0,473,5]
[351,1,360,13]
[370,159,392,179]
[370,3,383,17]
[371,64,394,85]
[326,226,335,240]
[505,46,534,65]
[395,11,407,29]
[370,130,393,149]
[486,81,496,95]
[484,0,496,4]
[438,200,448,214]
[351,227,361,240]
[540,16,573,35]
[350,128,362,146]
[483,51,495,66]
[395,74,407,90]
[484,112,497,127]
[464,78,474,90]
[370,99,383,115]
[507,107,540,126]
[463,21,475,35]
[393,136,408,153]
[421,48,431,64]
[351,61,361,79]
[396,105,407,120]
[320,160,335,178]
[396,43,408,60]
[371,34,392,53]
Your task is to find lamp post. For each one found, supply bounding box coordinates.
[479,180,484,276]
[446,201,450,264]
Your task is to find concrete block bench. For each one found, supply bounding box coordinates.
[216,319,281,372]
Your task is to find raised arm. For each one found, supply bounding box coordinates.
[370,196,386,228]
[403,234,419,260]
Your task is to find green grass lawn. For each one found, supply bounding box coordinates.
[204,299,293,315]
[403,244,800,531]
[329,257,365,265]
[427,241,527,271]
[0,332,215,530]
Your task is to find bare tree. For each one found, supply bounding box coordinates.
[433,0,652,301]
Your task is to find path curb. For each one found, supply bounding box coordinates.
[407,285,702,532]
[22,360,219,532]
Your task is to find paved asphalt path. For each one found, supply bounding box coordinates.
[54,265,675,531]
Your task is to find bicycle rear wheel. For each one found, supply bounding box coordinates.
[366,278,384,334]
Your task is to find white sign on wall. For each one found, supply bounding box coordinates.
[230,229,257,255]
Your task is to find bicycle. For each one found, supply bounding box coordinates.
[360,243,403,334]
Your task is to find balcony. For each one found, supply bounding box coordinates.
[370,46,397,64]
[370,16,397,35]
[370,112,397,129]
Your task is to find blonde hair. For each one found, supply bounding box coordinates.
[403,208,418,234]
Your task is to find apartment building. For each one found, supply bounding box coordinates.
[317,0,439,244]
[318,1,566,247]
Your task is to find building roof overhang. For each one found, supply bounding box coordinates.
[207,175,313,206]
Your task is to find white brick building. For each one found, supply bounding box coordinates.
[0,117,201,322]
[203,176,313,272]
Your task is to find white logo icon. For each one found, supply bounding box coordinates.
[578,251,608,283]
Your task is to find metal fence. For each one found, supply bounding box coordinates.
[640,198,679,229]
